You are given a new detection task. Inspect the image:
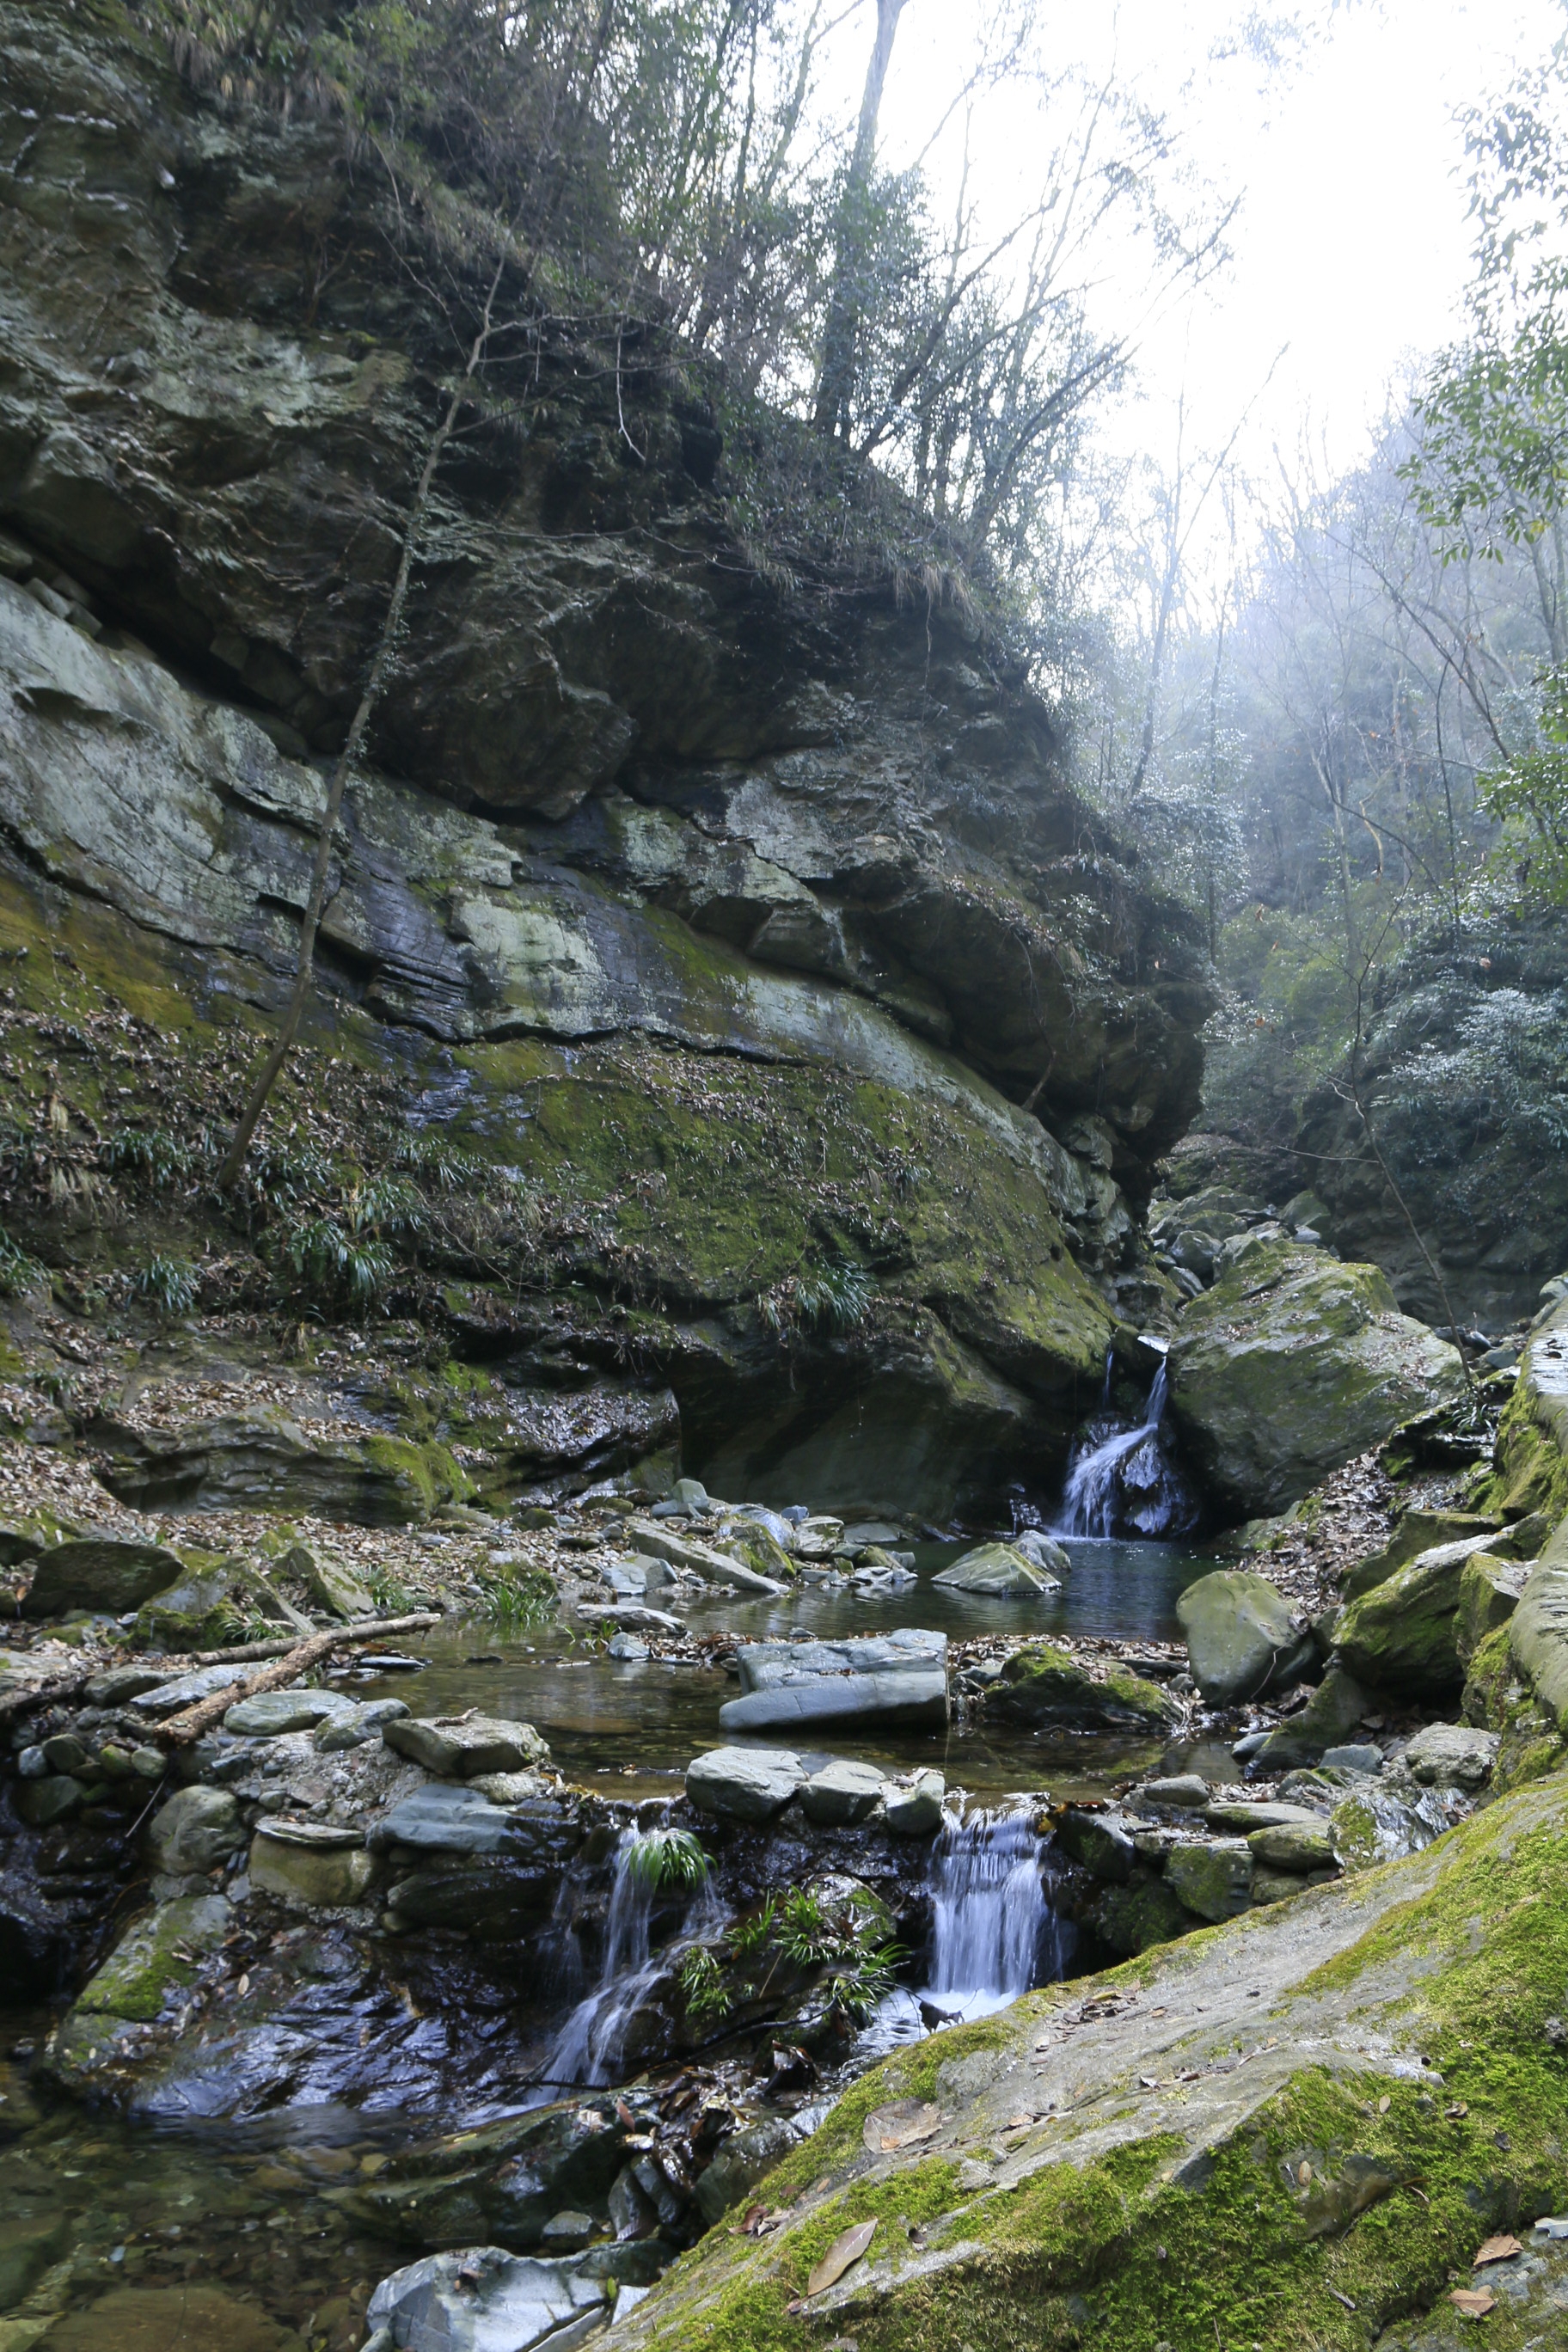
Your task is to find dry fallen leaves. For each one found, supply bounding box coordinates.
[806,2220,877,2297]
[861,2101,941,2155]
[1449,2287,1498,2318]
[1472,2234,1522,2267]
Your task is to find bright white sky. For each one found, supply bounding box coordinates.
[834,0,1565,588]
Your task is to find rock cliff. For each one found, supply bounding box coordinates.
[0,0,1213,1516]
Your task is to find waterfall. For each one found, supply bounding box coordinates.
[542,1828,720,2088]
[1051,1355,1196,1539]
[923,1807,1067,2020]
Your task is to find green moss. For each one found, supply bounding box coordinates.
[1462,1622,1520,1729]
[1483,1369,1568,1522]
[71,1896,229,2023]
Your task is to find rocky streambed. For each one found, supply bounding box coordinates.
[6,1325,1566,2352]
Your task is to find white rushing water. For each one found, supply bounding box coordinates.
[543,1828,721,2087]
[922,1805,1067,2022]
[1052,1355,1187,1538]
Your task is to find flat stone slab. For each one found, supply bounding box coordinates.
[685,1746,806,1821]
[383,1714,550,1779]
[800,1758,886,1826]
[132,1663,256,1716]
[932,1541,1063,1596]
[624,1518,784,1595]
[227,1687,358,1736]
[368,1783,527,1858]
[1204,1799,1327,1833]
[720,1665,948,1735]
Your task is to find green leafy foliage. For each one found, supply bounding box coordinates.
[688,1882,904,2031]
[134,1253,200,1315]
[677,1945,732,2023]
[757,1254,874,1341]
[475,1565,555,1630]
[626,1827,711,1893]
[0,1225,44,1298]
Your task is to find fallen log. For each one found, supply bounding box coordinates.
[0,1612,439,1732]
[151,1613,441,1747]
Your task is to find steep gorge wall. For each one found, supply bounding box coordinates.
[0,0,1213,1515]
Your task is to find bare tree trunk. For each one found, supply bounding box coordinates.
[812,0,908,438]
[217,258,506,1191]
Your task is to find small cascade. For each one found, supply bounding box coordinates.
[542,1828,720,2088]
[1052,1354,1197,1538]
[923,1806,1067,2020]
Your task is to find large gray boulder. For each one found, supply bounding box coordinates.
[22,1537,185,1617]
[717,1631,947,1734]
[1510,1554,1568,1730]
[147,1787,244,1876]
[365,2246,605,2352]
[226,1687,358,1736]
[1167,1239,1466,1516]
[1176,1570,1316,1706]
[685,1747,806,1821]
[932,1541,1063,1596]
[383,1715,551,1779]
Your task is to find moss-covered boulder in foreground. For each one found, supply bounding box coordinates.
[1167,1238,1465,1518]
[616,1770,1568,2352]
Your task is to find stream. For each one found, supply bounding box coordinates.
[0,1507,1228,2348]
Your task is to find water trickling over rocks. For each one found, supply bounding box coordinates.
[1053,1356,1200,1540]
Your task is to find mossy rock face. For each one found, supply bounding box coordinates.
[1175,1569,1316,1706]
[91,1413,475,1527]
[1343,1510,1502,1602]
[612,1771,1568,2352]
[1082,1872,1193,1957]
[1167,1239,1466,1517]
[1333,1544,1486,1701]
[51,1895,231,2090]
[21,1537,185,1617]
[985,1644,1178,1731]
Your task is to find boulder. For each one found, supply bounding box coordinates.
[1130,1774,1209,1810]
[279,1540,375,1620]
[1083,1874,1193,1957]
[147,1787,244,1876]
[52,1894,231,2086]
[383,1715,551,1779]
[605,1773,1568,2352]
[985,1644,1178,1732]
[368,1784,530,1859]
[1247,1819,1337,1872]
[799,1759,886,1826]
[248,1822,375,1907]
[1455,1552,1531,1666]
[226,1687,358,1736]
[21,1536,184,1617]
[1333,1544,1479,1699]
[718,1631,947,1734]
[684,1747,806,1822]
[1165,1838,1253,1920]
[1056,1809,1136,1883]
[1400,1722,1499,1790]
[1204,1799,1327,1834]
[1176,1570,1317,1706]
[1251,1667,1369,1770]
[16,1773,84,1827]
[131,1663,266,1716]
[883,1769,946,1835]
[624,1518,785,1596]
[365,2246,605,2352]
[314,1696,411,1750]
[694,2116,803,2226]
[1509,1559,1568,1731]
[85,1664,176,1706]
[1343,1510,1503,1602]
[931,1541,1063,1596]
[1329,1779,1467,1871]
[1167,1240,1466,1516]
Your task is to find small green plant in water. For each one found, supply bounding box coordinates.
[677,1946,732,2023]
[626,1827,710,1892]
[135,1253,200,1315]
[475,1568,554,1630]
